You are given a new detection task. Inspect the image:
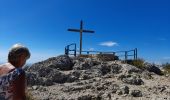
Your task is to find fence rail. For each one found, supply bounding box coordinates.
[114,48,137,61]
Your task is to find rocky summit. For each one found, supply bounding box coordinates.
[26,55,170,100]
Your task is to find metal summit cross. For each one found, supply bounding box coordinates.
[68,20,95,55]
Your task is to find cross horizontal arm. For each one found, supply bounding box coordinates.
[82,30,95,33]
[68,29,80,32]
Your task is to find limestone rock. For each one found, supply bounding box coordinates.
[119,85,129,95]
[130,90,142,97]
[122,76,144,85]
[144,63,163,75]
[27,55,73,71]
[25,55,170,100]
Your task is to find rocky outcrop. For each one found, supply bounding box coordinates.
[27,55,73,72]
[95,54,119,61]
[144,63,163,75]
[26,55,170,100]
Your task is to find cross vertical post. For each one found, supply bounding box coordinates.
[68,20,95,55]
[80,20,83,55]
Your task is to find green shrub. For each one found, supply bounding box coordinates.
[128,59,145,69]
[162,63,170,74]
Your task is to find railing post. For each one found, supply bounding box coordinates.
[134,49,136,60]
[67,46,69,55]
[135,48,137,60]
[65,47,67,55]
[125,51,128,62]
[113,52,115,55]
[74,44,76,57]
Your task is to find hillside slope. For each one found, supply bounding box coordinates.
[26,55,170,100]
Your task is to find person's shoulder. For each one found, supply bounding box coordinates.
[0,63,15,75]
[0,63,14,68]
[0,63,8,75]
[0,63,7,68]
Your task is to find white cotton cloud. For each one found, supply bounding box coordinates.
[99,41,118,47]
[89,48,94,51]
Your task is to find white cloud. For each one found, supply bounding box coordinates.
[99,41,118,47]
[89,48,94,51]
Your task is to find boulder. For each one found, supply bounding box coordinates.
[26,72,39,86]
[122,76,144,85]
[95,54,119,61]
[119,85,129,94]
[121,64,142,74]
[28,55,73,71]
[130,90,142,97]
[144,63,163,75]
[110,64,122,74]
[73,58,101,70]
[73,61,92,70]
[100,64,111,75]
[77,94,95,100]
[51,70,68,83]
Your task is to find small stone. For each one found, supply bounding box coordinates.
[77,94,93,100]
[116,85,129,95]
[120,85,129,94]
[130,90,142,97]
[32,86,38,90]
[117,90,123,95]
[122,76,144,85]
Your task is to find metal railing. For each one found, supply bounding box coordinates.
[65,43,137,61]
[115,48,137,61]
[65,43,76,57]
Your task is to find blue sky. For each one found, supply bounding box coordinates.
[0,0,170,64]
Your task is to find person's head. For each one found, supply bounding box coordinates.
[8,43,31,68]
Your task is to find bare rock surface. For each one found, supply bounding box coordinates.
[27,55,73,72]
[26,55,170,100]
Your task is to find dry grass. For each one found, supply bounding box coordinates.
[127,59,145,69]
[162,63,170,74]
